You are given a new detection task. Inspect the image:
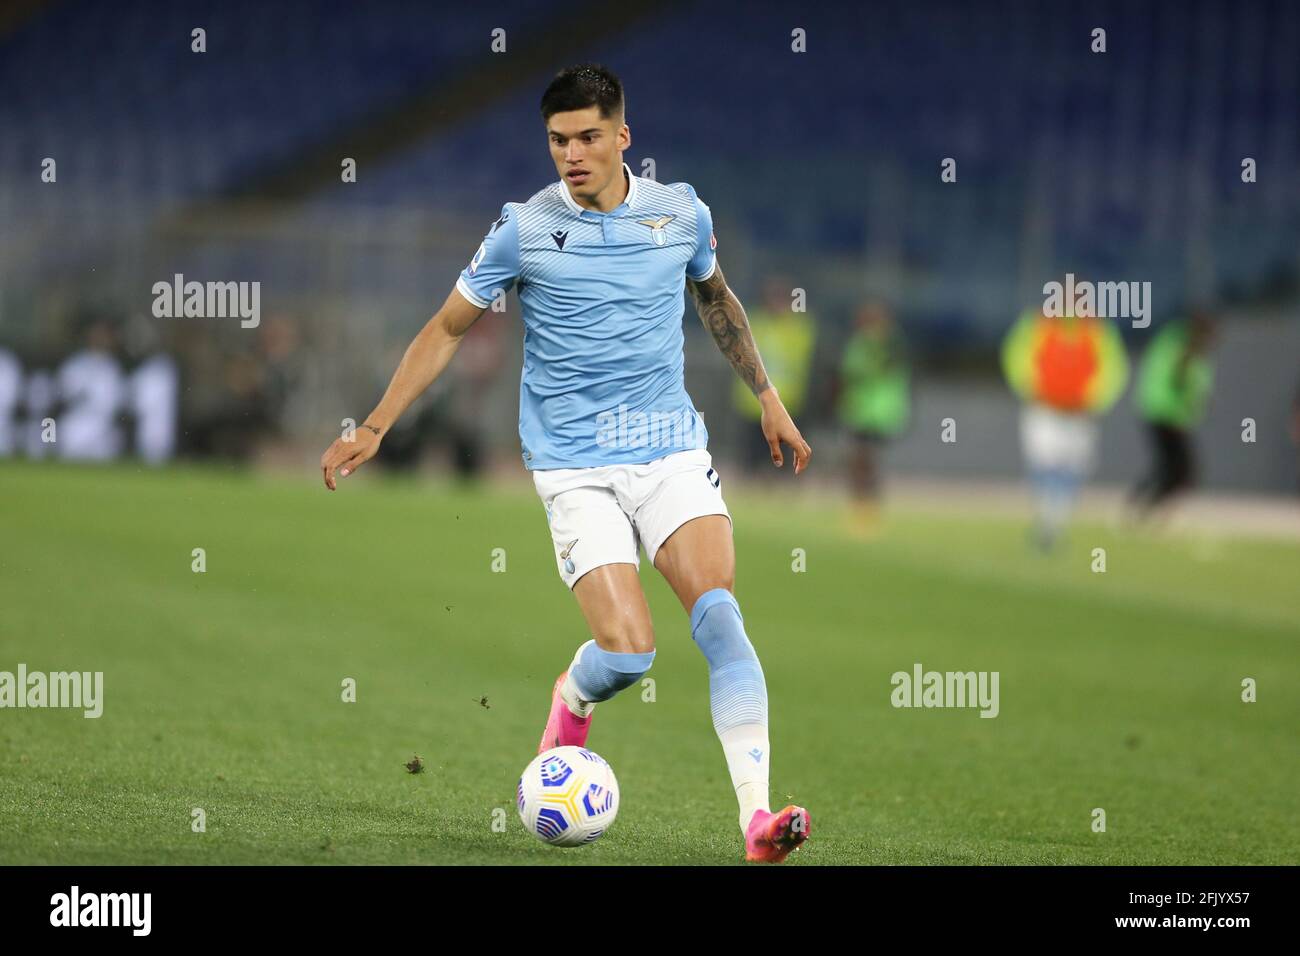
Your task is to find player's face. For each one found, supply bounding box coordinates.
[546,106,630,207]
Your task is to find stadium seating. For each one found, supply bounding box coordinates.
[2,0,1296,342]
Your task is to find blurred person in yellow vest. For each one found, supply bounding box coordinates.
[1002,303,1129,550]
[834,301,910,535]
[732,277,816,475]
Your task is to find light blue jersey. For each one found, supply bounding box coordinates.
[456,162,717,470]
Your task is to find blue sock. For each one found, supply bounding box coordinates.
[568,640,655,703]
[691,588,768,730]
[690,588,771,830]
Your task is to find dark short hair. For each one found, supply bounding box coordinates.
[540,64,624,122]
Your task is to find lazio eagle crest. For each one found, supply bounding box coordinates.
[637,214,675,246]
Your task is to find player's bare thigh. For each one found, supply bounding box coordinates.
[571,563,655,653]
[652,515,735,613]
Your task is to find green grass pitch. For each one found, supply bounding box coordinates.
[1,460,1296,865]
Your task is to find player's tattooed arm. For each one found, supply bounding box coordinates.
[687,264,772,398]
[687,262,813,474]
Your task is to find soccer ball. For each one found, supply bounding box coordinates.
[517,746,619,846]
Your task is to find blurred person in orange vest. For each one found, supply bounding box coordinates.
[732,277,816,476]
[1001,304,1129,550]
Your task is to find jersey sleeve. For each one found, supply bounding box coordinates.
[455,204,520,309]
[684,185,718,282]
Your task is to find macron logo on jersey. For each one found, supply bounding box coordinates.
[551,230,568,250]
[468,242,486,275]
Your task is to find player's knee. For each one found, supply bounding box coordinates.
[715,568,736,594]
[591,623,655,655]
[688,587,756,667]
[572,642,656,701]
[680,569,735,611]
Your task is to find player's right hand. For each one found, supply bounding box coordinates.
[320,428,382,490]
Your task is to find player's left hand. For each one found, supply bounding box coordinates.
[759,389,812,474]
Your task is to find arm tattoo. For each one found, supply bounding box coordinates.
[687,264,773,398]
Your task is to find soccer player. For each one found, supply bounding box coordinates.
[319,65,813,863]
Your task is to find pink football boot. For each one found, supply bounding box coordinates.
[537,672,592,754]
[744,805,811,863]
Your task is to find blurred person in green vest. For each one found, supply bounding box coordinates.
[1129,311,1217,518]
[835,301,910,533]
[732,277,816,476]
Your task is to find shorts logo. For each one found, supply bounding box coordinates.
[705,467,720,489]
[637,215,675,247]
[560,538,579,575]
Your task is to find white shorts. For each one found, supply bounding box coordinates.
[1020,404,1098,476]
[532,448,731,589]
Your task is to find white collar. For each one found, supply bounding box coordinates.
[558,161,639,215]
[623,162,640,208]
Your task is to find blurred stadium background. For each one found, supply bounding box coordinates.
[2,0,1297,498]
